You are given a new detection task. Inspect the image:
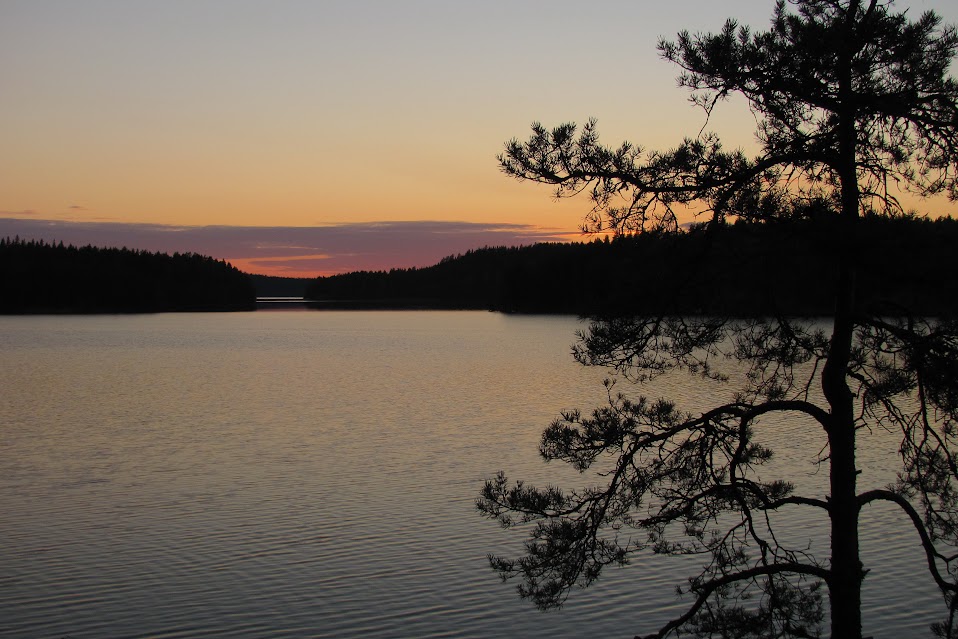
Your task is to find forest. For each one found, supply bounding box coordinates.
[3,214,954,316]
[0,237,256,313]
[304,214,958,316]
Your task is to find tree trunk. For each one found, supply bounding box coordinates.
[823,213,862,637]
[824,4,865,636]
[823,183,863,639]
[824,134,863,639]
[825,389,862,639]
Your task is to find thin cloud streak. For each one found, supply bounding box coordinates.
[0,217,579,277]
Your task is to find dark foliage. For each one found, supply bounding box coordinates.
[305,215,958,316]
[0,237,256,313]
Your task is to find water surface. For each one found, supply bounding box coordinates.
[0,312,943,638]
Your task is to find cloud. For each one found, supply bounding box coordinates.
[0,217,579,277]
[229,253,336,276]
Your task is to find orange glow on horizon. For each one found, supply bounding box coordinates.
[2,1,955,248]
[226,227,590,278]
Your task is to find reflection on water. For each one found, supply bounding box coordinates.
[0,312,943,638]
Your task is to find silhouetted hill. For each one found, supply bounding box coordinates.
[0,237,256,313]
[7,216,950,316]
[304,216,958,317]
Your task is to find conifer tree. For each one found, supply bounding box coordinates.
[478,2,958,637]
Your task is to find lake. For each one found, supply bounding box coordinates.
[0,311,944,638]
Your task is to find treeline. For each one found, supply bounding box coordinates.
[248,273,312,297]
[0,237,256,313]
[305,215,958,316]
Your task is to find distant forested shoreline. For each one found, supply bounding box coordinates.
[304,215,958,317]
[3,215,955,316]
[0,237,256,313]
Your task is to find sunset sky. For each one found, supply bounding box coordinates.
[2,0,956,276]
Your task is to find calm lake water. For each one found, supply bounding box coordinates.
[0,311,945,638]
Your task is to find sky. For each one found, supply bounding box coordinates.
[2,0,956,277]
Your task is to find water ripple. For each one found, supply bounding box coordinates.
[0,312,945,638]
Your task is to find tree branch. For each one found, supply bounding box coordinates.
[859,489,958,595]
[636,562,831,639]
